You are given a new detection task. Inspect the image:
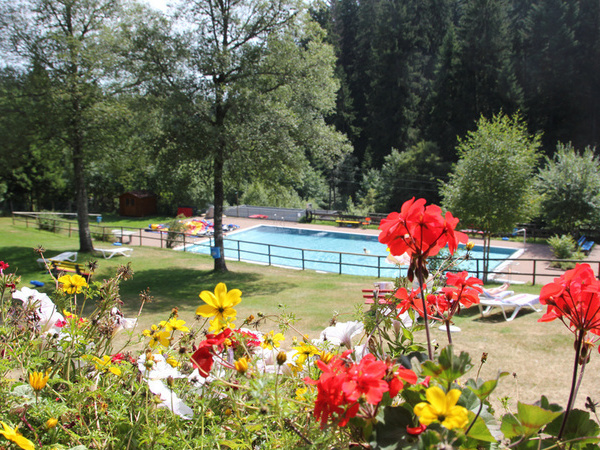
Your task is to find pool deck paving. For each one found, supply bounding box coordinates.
[122,215,600,286]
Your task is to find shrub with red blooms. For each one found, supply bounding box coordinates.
[378,197,468,281]
[305,351,417,429]
[539,263,600,335]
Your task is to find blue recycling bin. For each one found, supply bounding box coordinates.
[210,246,221,259]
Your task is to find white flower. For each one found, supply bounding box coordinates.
[13,287,63,331]
[320,321,364,348]
[137,353,185,380]
[147,379,193,420]
[109,307,137,334]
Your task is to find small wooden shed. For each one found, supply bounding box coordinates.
[119,191,157,217]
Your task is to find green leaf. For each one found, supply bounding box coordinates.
[544,409,600,446]
[466,371,509,400]
[501,402,562,439]
[421,345,473,385]
[11,384,35,401]
[466,411,497,443]
[369,405,417,450]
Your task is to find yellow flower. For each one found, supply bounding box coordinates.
[234,357,249,375]
[166,356,180,368]
[46,418,58,429]
[0,421,35,450]
[90,355,122,376]
[293,342,320,365]
[29,371,50,391]
[160,318,190,333]
[295,387,308,401]
[261,331,285,350]
[143,324,170,348]
[58,274,88,294]
[319,351,335,364]
[414,386,469,430]
[208,316,235,333]
[196,283,241,323]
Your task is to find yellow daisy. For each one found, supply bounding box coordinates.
[196,283,241,322]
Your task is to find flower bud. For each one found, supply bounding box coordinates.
[276,351,287,365]
[466,242,475,251]
[46,418,58,429]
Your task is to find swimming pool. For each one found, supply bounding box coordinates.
[182,225,521,278]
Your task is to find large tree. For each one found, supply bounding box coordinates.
[136,0,350,272]
[536,142,600,233]
[440,113,541,281]
[2,0,134,251]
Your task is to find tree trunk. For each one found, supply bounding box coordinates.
[70,89,94,253]
[213,150,228,272]
[73,137,94,253]
[482,232,491,283]
[212,89,228,272]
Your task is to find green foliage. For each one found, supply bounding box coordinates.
[441,113,541,234]
[440,112,541,278]
[548,234,577,260]
[536,143,600,232]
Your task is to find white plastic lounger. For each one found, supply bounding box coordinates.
[478,293,541,321]
[95,247,133,259]
[37,251,78,267]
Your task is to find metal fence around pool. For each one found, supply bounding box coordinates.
[11,211,600,284]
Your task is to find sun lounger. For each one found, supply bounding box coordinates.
[95,247,133,259]
[478,293,541,321]
[37,251,78,267]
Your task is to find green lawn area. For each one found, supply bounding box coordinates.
[0,217,375,335]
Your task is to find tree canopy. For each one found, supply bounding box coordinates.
[537,143,600,233]
[440,113,541,279]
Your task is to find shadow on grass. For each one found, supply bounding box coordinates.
[118,267,298,315]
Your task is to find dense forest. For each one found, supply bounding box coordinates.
[1,0,599,217]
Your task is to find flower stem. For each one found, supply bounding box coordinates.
[444,318,453,345]
[417,268,433,360]
[558,329,585,439]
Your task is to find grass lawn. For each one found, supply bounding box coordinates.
[1,217,598,414]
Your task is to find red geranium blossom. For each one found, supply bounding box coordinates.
[539,263,600,335]
[378,198,468,281]
[305,351,417,428]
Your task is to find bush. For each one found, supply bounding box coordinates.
[548,234,576,259]
[36,213,59,232]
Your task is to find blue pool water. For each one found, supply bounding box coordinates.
[183,225,519,278]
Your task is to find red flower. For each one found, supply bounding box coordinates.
[378,198,467,281]
[378,199,467,259]
[190,346,214,377]
[305,351,417,428]
[387,366,418,398]
[342,354,389,404]
[190,328,234,377]
[406,424,427,435]
[394,287,435,317]
[539,264,600,335]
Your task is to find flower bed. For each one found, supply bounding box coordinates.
[1,199,599,449]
